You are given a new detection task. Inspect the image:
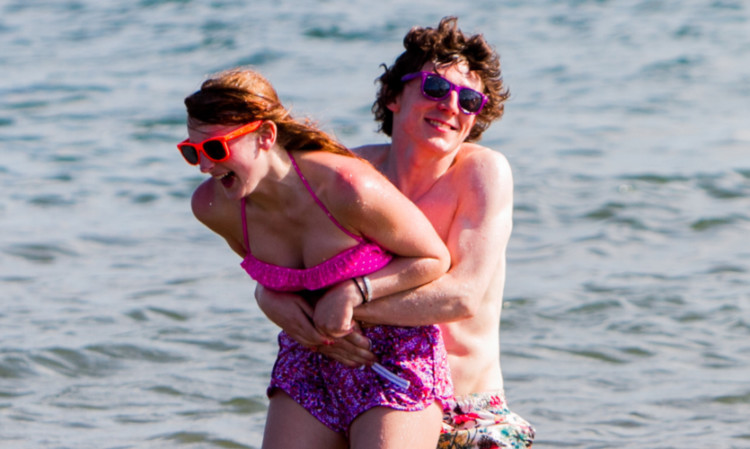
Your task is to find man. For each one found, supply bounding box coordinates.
[257,17,534,449]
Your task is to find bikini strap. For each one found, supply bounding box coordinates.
[240,197,251,250]
[287,150,364,242]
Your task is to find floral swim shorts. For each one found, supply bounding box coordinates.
[268,324,453,437]
[439,391,535,449]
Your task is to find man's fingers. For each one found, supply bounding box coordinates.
[317,332,377,367]
[319,346,370,367]
[290,322,332,349]
[342,331,373,351]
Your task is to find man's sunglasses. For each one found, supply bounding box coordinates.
[177,120,262,165]
[401,71,488,115]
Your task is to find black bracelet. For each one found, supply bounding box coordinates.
[352,277,367,303]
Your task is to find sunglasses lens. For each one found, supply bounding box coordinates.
[203,140,228,161]
[422,75,451,100]
[179,145,200,165]
[458,89,484,114]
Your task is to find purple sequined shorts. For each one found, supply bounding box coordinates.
[268,324,454,436]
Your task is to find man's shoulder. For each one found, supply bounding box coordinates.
[451,143,512,186]
[351,143,389,166]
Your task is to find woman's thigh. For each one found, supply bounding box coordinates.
[262,391,347,449]
[349,402,443,449]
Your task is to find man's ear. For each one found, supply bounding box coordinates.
[257,121,277,151]
[386,96,401,113]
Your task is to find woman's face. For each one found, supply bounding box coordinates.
[187,121,264,200]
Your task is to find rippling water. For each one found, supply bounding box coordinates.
[2,1,749,448]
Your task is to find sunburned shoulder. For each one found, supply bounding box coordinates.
[298,151,385,192]
[297,151,392,214]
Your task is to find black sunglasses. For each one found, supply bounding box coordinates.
[401,71,488,115]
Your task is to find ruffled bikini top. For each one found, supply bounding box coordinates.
[240,151,393,292]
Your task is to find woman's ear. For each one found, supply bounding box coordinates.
[257,121,277,151]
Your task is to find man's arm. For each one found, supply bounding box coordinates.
[255,146,513,364]
[254,284,326,348]
[353,148,513,326]
[255,285,377,367]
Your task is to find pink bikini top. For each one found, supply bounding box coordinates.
[240,151,392,292]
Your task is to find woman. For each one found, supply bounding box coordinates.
[177,67,453,449]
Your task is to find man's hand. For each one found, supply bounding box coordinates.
[255,285,331,349]
[256,283,377,366]
[317,327,377,368]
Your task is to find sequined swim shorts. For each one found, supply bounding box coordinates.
[268,324,454,437]
[439,391,535,449]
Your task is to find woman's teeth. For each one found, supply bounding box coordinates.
[219,172,235,188]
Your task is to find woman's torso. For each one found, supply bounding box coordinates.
[240,150,393,292]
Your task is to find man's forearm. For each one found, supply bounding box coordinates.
[353,273,477,327]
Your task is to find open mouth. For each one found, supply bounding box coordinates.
[218,171,236,189]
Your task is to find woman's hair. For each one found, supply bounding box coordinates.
[184,68,351,156]
[372,16,510,142]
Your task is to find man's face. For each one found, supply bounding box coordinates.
[388,61,481,154]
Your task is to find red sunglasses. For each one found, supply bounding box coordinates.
[177,121,263,165]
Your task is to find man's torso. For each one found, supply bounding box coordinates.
[355,143,507,395]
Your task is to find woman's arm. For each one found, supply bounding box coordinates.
[307,153,451,338]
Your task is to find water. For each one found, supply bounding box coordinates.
[1,1,749,448]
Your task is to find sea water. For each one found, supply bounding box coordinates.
[1,1,749,448]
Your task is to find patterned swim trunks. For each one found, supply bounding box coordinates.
[439,391,535,449]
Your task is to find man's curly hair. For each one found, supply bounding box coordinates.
[373,17,509,142]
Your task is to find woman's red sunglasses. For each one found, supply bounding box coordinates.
[177,121,262,165]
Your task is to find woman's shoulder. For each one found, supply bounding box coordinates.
[191,179,238,231]
[191,179,218,217]
[295,150,393,218]
[297,150,387,192]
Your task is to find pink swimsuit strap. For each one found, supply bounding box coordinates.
[240,151,392,292]
[288,150,365,243]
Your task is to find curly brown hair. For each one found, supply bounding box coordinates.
[184,67,351,157]
[372,17,509,142]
